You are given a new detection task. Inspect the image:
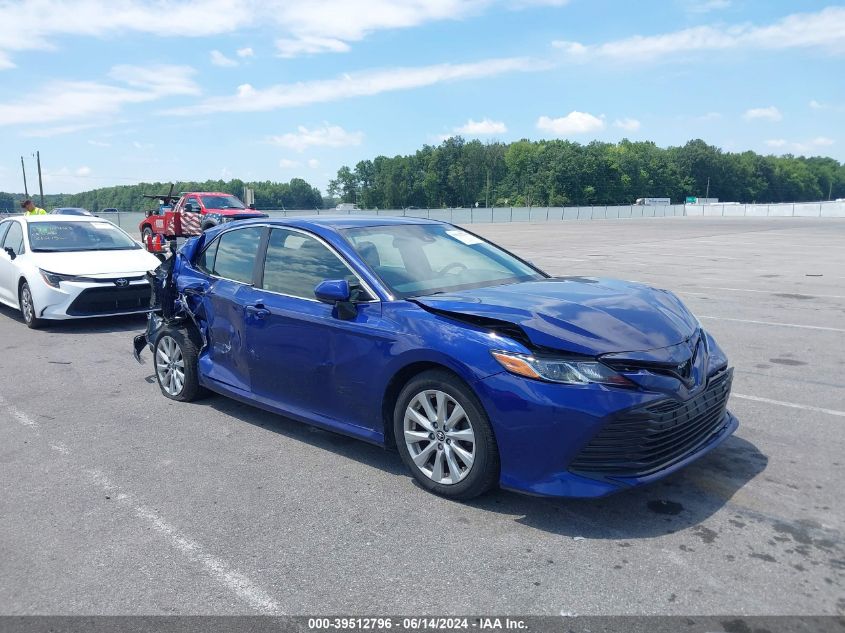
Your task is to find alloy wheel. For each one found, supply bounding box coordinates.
[403,389,476,485]
[156,335,186,397]
[20,285,34,323]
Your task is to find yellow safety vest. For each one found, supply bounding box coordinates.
[26,207,47,215]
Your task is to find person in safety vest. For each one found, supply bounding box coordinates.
[20,200,47,215]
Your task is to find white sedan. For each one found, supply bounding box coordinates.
[0,215,162,328]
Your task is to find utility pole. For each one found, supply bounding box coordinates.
[705,176,710,201]
[20,156,29,197]
[829,180,833,201]
[36,151,45,207]
[485,169,490,208]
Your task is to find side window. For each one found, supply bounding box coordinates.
[0,221,10,247]
[262,229,359,299]
[208,226,264,283]
[195,237,219,275]
[3,222,24,255]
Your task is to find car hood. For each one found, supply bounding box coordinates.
[212,210,268,218]
[30,248,162,276]
[413,277,699,356]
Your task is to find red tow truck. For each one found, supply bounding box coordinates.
[139,189,267,253]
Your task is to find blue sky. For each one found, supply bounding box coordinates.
[1,0,843,195]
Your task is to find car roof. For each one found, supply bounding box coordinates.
[185,192,233,196]
[54,207,88,211]
[265,215,442,230]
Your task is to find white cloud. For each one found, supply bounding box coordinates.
[268,123,364,152]
[810,136,834,147]
[809,99,825,110]
[276,36,351,57]
[453,117,507,136]
[766,137,835,153]
[0,65,197,128]
[164,57,539,116]
[307,158,320,168]
[536,111,605,136]
[551,6,845,63]
[210,50,238,67]
[132,141,153,150]
[613,117,641,132]
[75,166,91,176]
[88,140,111,147]
[743,106,782,122]
[0,0,570,66]
[236,47,254,57]
[279,159,301,169]
[0,1,251,68]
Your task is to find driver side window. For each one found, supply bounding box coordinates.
[261,229,362,300]
[3,222,24,255]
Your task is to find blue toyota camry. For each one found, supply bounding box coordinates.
[138,216,738,500]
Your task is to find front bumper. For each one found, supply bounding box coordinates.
[475,369,738,498]
[33,277,152,319]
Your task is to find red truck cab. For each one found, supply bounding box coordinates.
[139,192,267,240]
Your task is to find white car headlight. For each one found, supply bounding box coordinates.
[492,350,634,387]
[39,269,78,288]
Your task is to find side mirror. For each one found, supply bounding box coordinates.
[315,279,350,303]
[315,279,359,320]
[183,203,193,213]
[4,247,15,260]
[248,203,256,210]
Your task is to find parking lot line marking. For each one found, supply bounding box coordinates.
[84,467,285,615]
[0,395,40,430]
[0,394,285,615]
[698,315,845,333]
[692,286,845,299]
[732,393,845,417]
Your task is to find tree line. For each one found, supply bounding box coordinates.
[2,138,843,213]
[328,138,845,208]
[0,177,323,213]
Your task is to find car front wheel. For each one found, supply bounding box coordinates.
[153,328,204,402]
[394,369,500,500]
[19,281,43,329]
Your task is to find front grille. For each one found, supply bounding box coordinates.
[66,284,151,316]
[570,368,733,479]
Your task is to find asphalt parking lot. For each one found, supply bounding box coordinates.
[0,216,843,616]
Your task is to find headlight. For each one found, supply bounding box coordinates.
[491,350,633,387]
[39,269,78,288]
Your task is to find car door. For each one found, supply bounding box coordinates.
[192,225,265,393]
[246,227,391,433]
[0,220,22,305]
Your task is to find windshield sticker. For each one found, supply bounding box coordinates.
[446,229,483,245]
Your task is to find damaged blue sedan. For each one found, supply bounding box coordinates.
[135,217,737,500]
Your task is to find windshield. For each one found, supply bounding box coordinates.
[201,195,245,210]
[28,221,141,252]
[341,224,545,298]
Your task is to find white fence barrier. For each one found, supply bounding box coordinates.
[4,201,843,234]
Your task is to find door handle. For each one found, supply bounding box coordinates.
[246,304,270,319]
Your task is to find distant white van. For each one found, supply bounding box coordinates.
[335,203,360,212]
[634,198,671,206]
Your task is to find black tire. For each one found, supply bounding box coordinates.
[152,327,206,402]
[142,225,153,243]
[394,369,500,500]
[19,281,43,329]
[201,221,217,232]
